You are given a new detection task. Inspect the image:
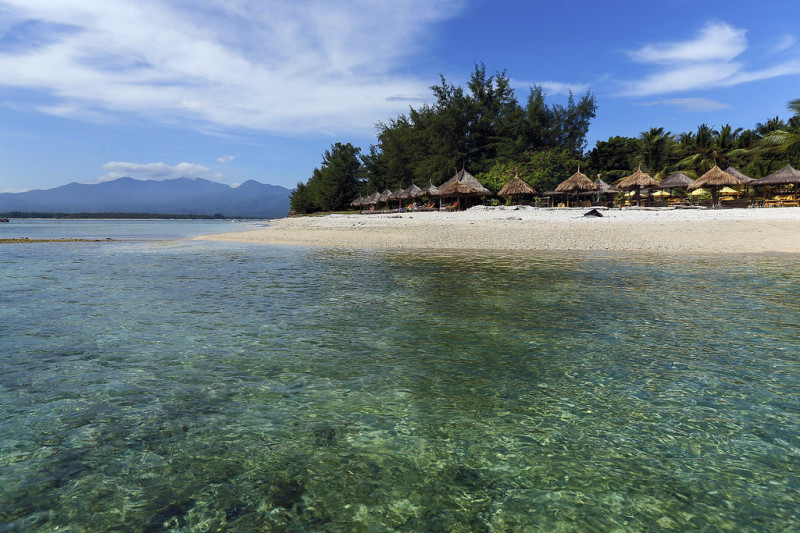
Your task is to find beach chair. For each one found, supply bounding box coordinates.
[444,201,459,211]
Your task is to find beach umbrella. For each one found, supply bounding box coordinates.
[658,172,695,189]
[750,165,800,186]
[688,166,743,207]
[401,183,423,200]
[420,181,441,197]
[438,166,492,210]
[554,168,597,206]
[616,164,660,205]
[750,165,800,203]
[690,188,710,196]
[725,166,755,184]
[498,173,537,203]
[652,190,671,197]
[718,186,739,195]
[350,194,363,208]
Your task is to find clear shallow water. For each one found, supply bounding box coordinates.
[0,218,263,240]
[1,223,799,531]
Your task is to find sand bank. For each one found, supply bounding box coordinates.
[195,206,800,254]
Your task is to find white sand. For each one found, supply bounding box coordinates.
[195,206,800,254]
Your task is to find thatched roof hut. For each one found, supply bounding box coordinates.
[594,177,617,194]
[750,165,800,186]
[400,183,423,199]
[350,194,364,208]
[498,174,537,197]
[363,192,381,206]
[439,167,493,197]
[725,166,755,183]
[658,172,695,189]
[555,169,598,193]
[439,180,478,196]
[616,165,660,190]
[689,166,743,189]
[420,182,440,197]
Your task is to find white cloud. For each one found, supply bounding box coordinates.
[635,98,731,112]
[217,155,235,165]
[623,22,800,96]
[512,80,590,96]
[100,161,225,182]
[772,34,797,54]
[0,0,467,135]
[629,22,747,64]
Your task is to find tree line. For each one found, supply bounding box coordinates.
[290,64,800,213]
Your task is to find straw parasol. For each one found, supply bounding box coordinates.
[400,183,423,200]
[725,166,755,184]
[554,168,597,206]
[749,165,800,186]
[438,166,492,210]
[439,167,493,197]
[498,173,537,200]
[688,165,743,206]
[658,172,695,189]
[350,194,364,208]
[616,164,660,205]
[419,181,441,197]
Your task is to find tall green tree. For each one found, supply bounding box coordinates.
[637,127,675,177]
[290,142,364,213]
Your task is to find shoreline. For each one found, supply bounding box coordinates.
[194,206,800,255]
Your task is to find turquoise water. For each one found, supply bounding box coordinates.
[1,221,799,531]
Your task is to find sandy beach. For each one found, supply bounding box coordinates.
[195,206,800,254]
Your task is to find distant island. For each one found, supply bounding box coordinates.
[0,177,291,219]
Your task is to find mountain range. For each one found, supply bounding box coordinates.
[0,177,292,218]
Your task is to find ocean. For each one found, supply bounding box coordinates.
[1,219,798,531]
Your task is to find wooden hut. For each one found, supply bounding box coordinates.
[438,167,492,210]
[688,166,743,207]
[498,174,537,204]
[616,164,660,205]
[554,169,597,207]
[750,165,800,206]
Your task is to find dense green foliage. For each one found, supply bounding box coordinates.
[290,142,364,213]
[292,63,800,213]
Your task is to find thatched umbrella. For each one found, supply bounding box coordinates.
[438,167,492,210]
[554,168,597,206]
[498,174,537,203]
[750,165,800,202]
[725,166,755,184]
[750,165,800,186]
[389,188,405,210]
[401,183,422,201]
[616,164,660,205]
[439,180,479,210]
[658,172,695,189]
[688,166,743,207]
[362,192,381,209]
[350,194,364,209]
[377,189,393,208]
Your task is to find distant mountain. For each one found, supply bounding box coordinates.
[0,177,292,218]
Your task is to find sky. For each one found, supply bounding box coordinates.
[1,0,800,193]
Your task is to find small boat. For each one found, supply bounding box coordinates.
[0,218,9,223]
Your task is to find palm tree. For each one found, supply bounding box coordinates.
[759,98,800,159]
[676,124,717,174]
[638,127,675,177]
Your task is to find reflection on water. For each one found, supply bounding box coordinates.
[1,242,799,531]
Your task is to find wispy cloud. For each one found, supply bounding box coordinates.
[622,22,800,96]
[0,0,467,136]
[772,34,797,54]
[100,161,224,182]
[636,98,731,112]
[512,80,590,96]
[217,155,235,165]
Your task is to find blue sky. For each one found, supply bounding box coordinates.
[2,0,799,192]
